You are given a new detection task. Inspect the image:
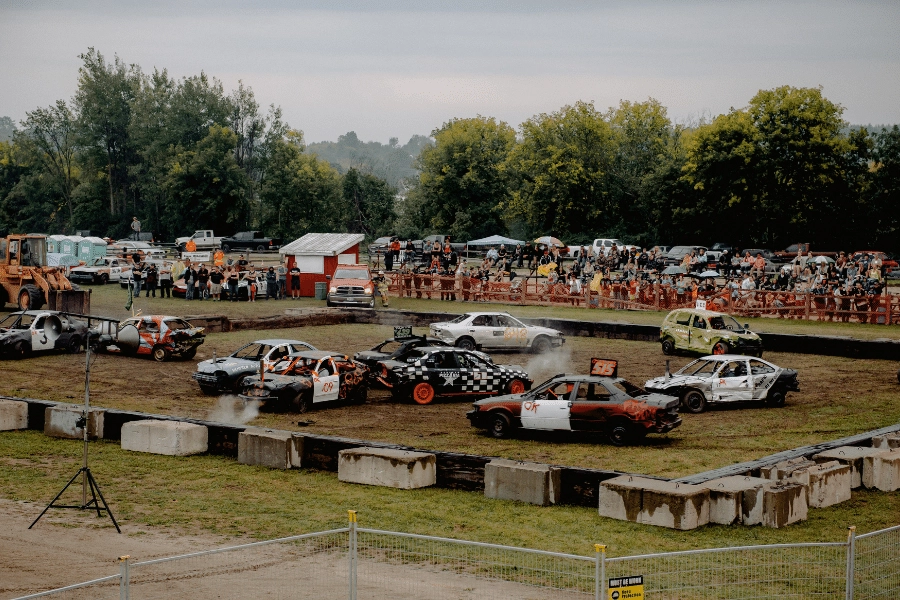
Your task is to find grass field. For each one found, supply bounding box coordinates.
[1,281,898,556]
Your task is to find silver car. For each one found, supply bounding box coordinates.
[192,338,317,394]
[430,312,565,353]
[644,355,799,414]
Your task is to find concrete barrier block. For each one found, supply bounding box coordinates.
[862,449,900,492]
[121,420,208,456]
[760,457,807,480]
[814,446,885,489]
[791,461,851,508]
[0,399,28,431]
[638,480,709,530]
[598,476,644,523]
[44,406,104,440]
[338,448,436,489]
[484,459,561,506]
[238,428,302,470]
[872,432,900,450]
[762,482,808,528]
[700,476,772,526]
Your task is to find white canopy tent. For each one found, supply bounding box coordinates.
[465,235,526,247]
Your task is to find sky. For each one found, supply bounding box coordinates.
[1,0,899,144]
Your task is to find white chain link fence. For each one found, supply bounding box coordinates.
[12,514,900,600]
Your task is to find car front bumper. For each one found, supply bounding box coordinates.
[327,293,374,306]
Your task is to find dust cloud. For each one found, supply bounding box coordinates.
[207,395,260,425]
[522,345,576,385]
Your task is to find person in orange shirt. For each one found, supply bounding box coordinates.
[213,248,225,267]
[185,239,197,252]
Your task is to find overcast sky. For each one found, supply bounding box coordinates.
[2,0,898,143]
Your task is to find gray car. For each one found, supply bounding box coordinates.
[192,338,317,394]
[0,310,91,358]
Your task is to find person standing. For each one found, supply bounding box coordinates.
[197,264,210,300]
[266,266,277,300]
[213,248,225,268]
[227,267,239,301]
[172,258,186,283]
[130,216,141,241]
[290,263,301,299]
[385,239,395,271]
[144,263,158,297]
[373,271,389,307]
[277,262,287,299]
[246,269,258,302]
[184,264,196,300]
[209,267,224,301]
[131,261,143,296]
[158,263,172,298]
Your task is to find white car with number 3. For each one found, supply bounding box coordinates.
[430,312,565,353]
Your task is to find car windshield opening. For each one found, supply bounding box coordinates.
[333,268,369,279]
[677,359,719,378]
[234,343,263,359]
[448,314,469,324]
[709,315,744,332]
[613,380,648,397]
[0,314,24,329]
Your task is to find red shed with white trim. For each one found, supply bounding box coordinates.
[279,233,365,297]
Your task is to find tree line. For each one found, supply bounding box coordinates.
[1,50,898,254]
[0,49,398,242]
[399,89,899,253]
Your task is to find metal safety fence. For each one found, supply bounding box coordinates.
[13,515,900,600]
[385,273,900,325]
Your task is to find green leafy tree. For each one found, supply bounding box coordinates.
[682,86,856,248]
[258,131,346,240]
[164,125,248,235]
[342,168,396,237]
[503,102,616,239]
[869,125,900,251]
[408,116,515,240]
[0,116,16,142]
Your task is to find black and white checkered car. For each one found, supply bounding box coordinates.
[397,348,529,395]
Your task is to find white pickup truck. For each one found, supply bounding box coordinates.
[175,230,223,251]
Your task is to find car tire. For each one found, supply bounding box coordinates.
[350,385,368,405]
[607,419,634,447]
[412,382,435,405]
[682,389,707,414]
[181,347,197,360]
[712,341,730,355]
[506,378,526,395]
[766,388,786,408]
[661,338,676,355]
[532,336,551,354]
[897,368,900,385]
[152,345,171,362]
[99,273,109,285]
[489,412,511,439]
[756,350,764,358]
[232,374,251,394]
[14,341,30,360]
[199,384,218,396]
[256,245,266,252]
[67,336,83,354]
[293,392,311,414]
[455,337,476,351]
[222,244,231,253]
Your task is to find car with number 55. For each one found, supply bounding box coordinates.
[430,312,565,353]
[467,360,681,445]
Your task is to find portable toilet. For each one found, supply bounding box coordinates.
[60,235,82,256]
[47,234,67,253]
[78,236,107,262]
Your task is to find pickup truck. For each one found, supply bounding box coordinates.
[176,230,223,252]
[220,231,282,253]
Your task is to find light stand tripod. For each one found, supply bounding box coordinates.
[30,332,120,533]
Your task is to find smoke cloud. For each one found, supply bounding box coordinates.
[208,395,260,425]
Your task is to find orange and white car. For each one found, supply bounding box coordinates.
[99,315,205,361]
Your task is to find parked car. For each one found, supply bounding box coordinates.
[429,312,565,353]
[97,315,205,361]
[175,230,222,252]
[0,310,90,358]
[69,257,133,285]
[644,355,799,413]
[326,264,374,308]
[467,367,682,445]
[664,245,708,266]
[659,308,763,357]
[849,251,898,274]
[378,346,532,405]
[220,231,282,253]
[109,240,166,260]
[239,351,368,412]
[192,338,317,394]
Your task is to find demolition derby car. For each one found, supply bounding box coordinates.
[239,351,368,412]
[98,315,205,361]
[192,338,318,394]
[467,359,682,445]
[429,312,565,353]
[644,355,800,413]
[659,308,763,357]
[353,335,449,372]
[68,257,133,285]
[378,346,532,405]
[0,310,91,358]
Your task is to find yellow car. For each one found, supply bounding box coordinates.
[659,308,763,357]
